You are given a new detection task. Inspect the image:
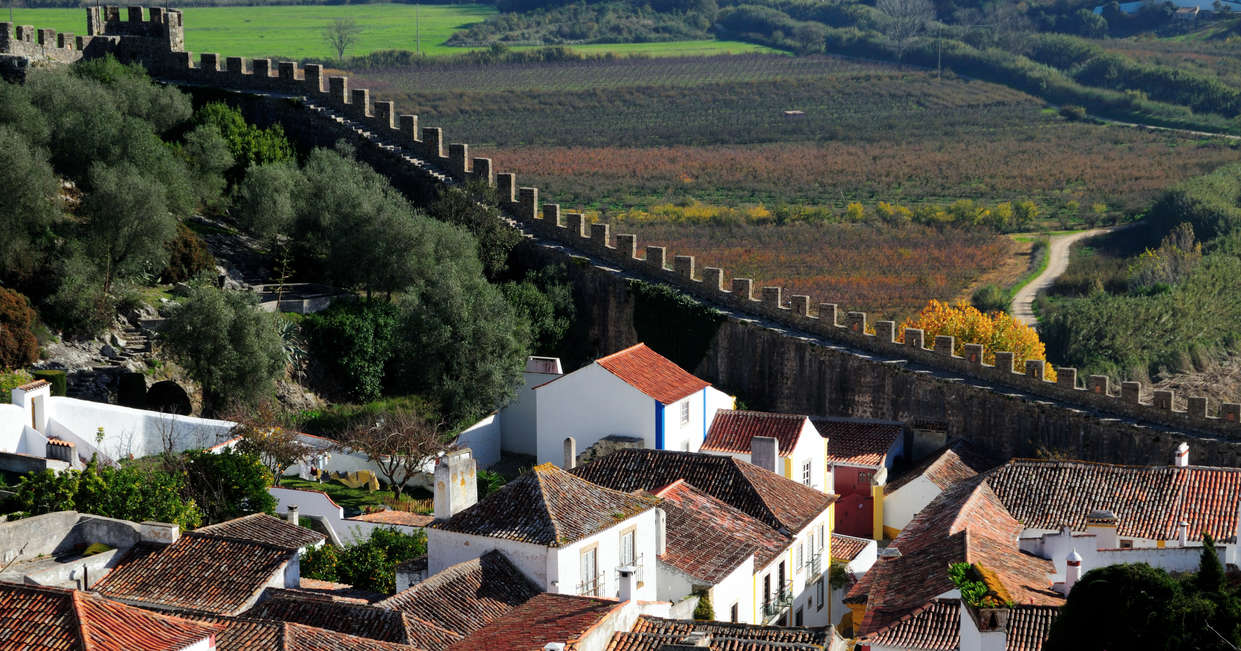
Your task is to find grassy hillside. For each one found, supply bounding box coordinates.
[5,5,770,59]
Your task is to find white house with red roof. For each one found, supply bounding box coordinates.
[701,410,828,493]
[532,343,734,466]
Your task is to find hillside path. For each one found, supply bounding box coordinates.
[1010,227,1114,326]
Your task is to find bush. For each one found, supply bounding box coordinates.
[0,287,39,371]
[970,284,1009,314]
[15,459,202,530]
[304,301,400,402]
[692,590,714,620]
[0,369,34,403]
[31,370,66,397]
[300,527,427,594]
[1059,105,1088,121]
[194,102,294,180]
[178,448,276,524]
[162,223,216,284]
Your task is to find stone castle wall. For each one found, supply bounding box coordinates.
[0,6,182,68]
[9,7,1241,462]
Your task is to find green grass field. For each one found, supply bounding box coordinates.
[4,5,773,60]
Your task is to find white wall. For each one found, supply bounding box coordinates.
[752,508,833,628]
[535,364,654,466]
[711,557,756,624]
[0,404,27,453]
[268,486,419,545]
[788,421,827,492]
[662,388,735,454]
[426,528,551,585]
[549,509,659,602]
[500,369,562,456]
[883,474,941,535]
[47,397,234,460]
[456,414,501,470]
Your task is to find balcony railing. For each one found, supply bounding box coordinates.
[577,572,607,597]
[804,552,822,578]
[762,582,794,619]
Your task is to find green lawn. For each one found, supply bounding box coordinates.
[5,5,774,60]
[278,477,431,515]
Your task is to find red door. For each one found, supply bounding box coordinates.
[835,493,873,538]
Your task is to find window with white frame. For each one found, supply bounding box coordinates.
[620,529,635,566]
[817,524,825,551]
[797,542,804,570]
[802,460,812,486]
[680,400,690,425]
[580,546,599,596]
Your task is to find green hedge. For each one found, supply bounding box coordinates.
[31,370,66,396]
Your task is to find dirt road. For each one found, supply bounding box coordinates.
[1010,227,1114,326]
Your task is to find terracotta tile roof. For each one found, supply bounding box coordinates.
[830,533,870,562]
[570,449,835,533]
[446,593,621,651]
[194,513,325,550]
[15,379,50,391]
[594,343,710,404]
[861,599,958,650]
[430,463,658,547]
[246,589,417,643]
[985,459,1241,541]
[815,418,903,468]
[348,510,434,527]
[855,476,1062,636]
[378,550,540,637]
[0,582,221,651]
[860,599,1059,651]
[886,440,998,494]
[701,410,811,456]
[294,578,382,603]
[169,611,425,651]
[46,437,73,447]
[607,615,830,650]
[93,534,293,615]
[655,481,791,583]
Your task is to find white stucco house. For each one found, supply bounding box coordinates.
[532,343,734,466]
[0,379,235,473]
[700,410,828,492]
[425,452,662,604]
[882,440,995,539]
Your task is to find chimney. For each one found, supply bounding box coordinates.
[563,437,576,470]
[543,644,566,651]
[879,546,902,561]
[287,504,300,525]
[660,632,712,650]
[751,436,780,474]
[617,565,638,602]
[1174,442,1189,467]
[656,508,667,556]
[434,450,478,520]
[1085,509,1119,549]
[1178,520,1189,547]
[1064,549,1082,594]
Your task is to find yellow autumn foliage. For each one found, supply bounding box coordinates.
[899,299,1056,382]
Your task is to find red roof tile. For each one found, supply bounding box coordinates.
[194,513,325,550]
[94,534,292,615]
[378,550,540,637]
[446,593,621,651]
[0,582,220,651]
[816,418,903,468]
[245,589,417,643]
[348,510,434,527]
[656,481,791,583]
[594,343,710,405]
[886,440,997,494]
[986,459,1241,541]
[294,578,382,603]
[571,449,835,534]
[830,533,870,562]
[15,379,50,392]
[861,599,1059,651]
[607,616,830,650]
[430,463,658,547]
[166,611,426,651]
[855,477,1062,636]
[701,410,811,456]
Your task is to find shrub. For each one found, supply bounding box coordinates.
[304,300,400,403]
[970,284,1009,314]
[0,369,34,403]
[162,222,216,284]
[301,527,427,594]
[31,370,66,397]
[0,287,39,371]
[15,459,202,530]
[692,590,714,620]
[1059,105,1088,121]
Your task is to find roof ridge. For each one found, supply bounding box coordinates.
[183,529,299,552]
[593,342,646,364]
[71,591,94,651]
[725,410,807,419]
[532,465,567,546]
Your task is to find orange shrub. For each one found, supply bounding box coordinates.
[900,300,1056,381]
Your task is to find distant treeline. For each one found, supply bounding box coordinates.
[7,0,471,8]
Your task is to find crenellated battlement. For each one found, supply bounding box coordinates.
[1,6,182,69]
[5,7,1238,444]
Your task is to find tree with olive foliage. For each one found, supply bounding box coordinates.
[501,264,576,354]
[160,286,287,407]
[304,301,400,402]
[0,287,39,371]
[181,123,235,211]
[0,126,58,284]
[430,184,522,281]
[301,528,426,594]
[194,102,294,182]
[232,161,305,242]
[81,163,178,295]
[877,0,935,61]
[340,409,448,499]
[901,299,1055,380]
